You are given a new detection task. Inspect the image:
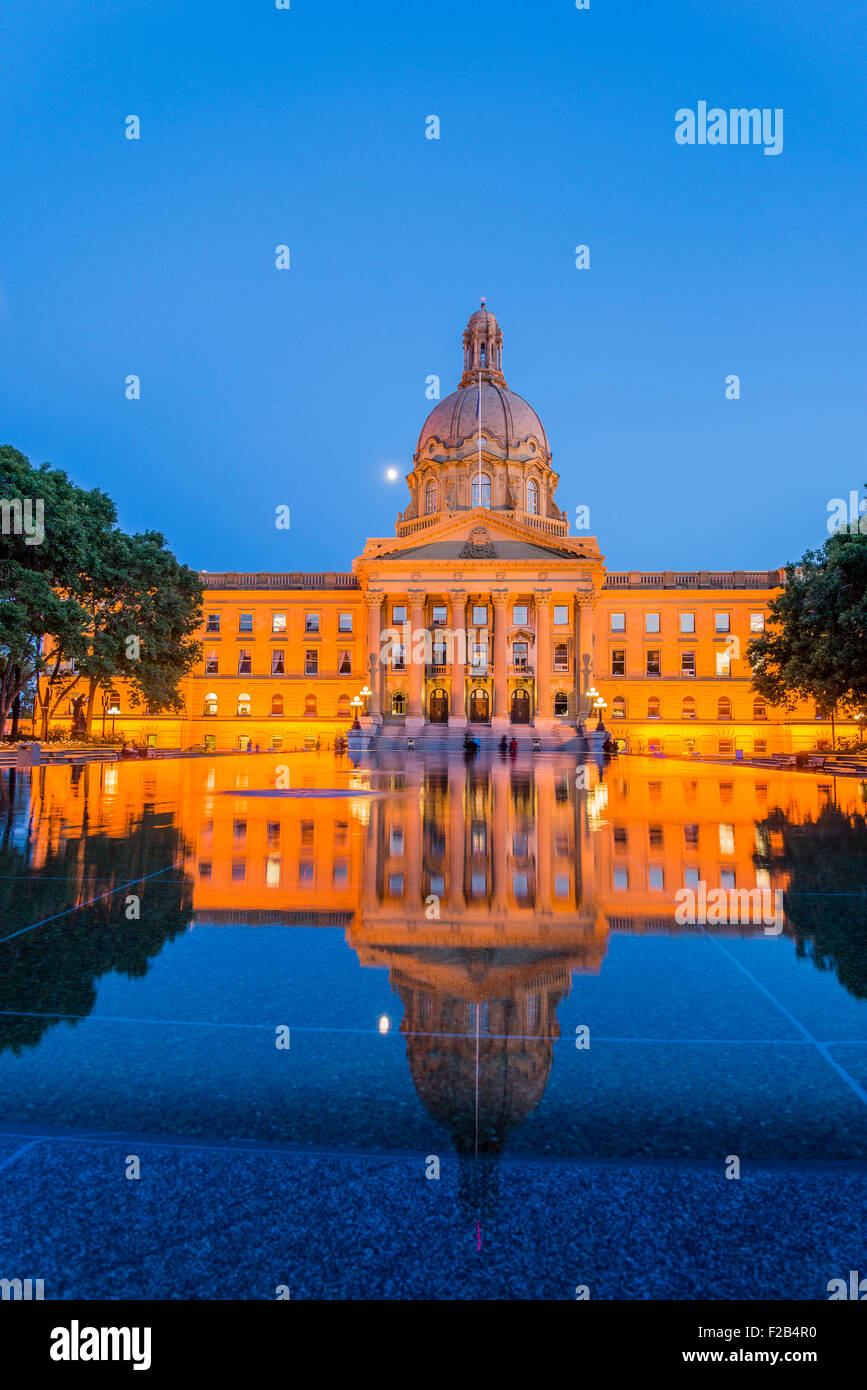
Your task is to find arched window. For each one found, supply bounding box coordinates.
[270,694,283,716]
[204,692,218,717]
[682,696,696,720]
[472,473,491,509]
[304,694,317,717]
[647,697,661,719]
[392,691,406,716]
[425,481,437,515]
[480,343,486,364]
[527,480,538,514]
[753,697,767,720]
[237,693,251,716]
[718,696,732,720]
[612,696,626,719]
[553,691,568,716]
[337,694,350,717]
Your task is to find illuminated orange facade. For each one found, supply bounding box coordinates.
[39,304,857,755]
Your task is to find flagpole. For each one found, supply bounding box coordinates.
[477,368,482,508]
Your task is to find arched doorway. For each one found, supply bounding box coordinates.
[429,688,449,723]
[511,688,531,724]
[469,688,489,723]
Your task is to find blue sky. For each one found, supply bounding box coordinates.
[1,0,864,574]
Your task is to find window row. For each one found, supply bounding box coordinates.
[205,649,353,676]
[610,695,768,720]
[204,611,355,635]
[610,649,740,677]
[422,478,541,515]
[607,610,765,634]
[386,601,573,627]
[203,693,352,717]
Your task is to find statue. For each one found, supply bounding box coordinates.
[70,694,87,736]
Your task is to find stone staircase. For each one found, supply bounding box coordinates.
[368,721,584,754]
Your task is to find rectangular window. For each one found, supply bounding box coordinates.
[238,612,253,633]
[513,604,528,626]
[205,650,219,675]
[554,604,569,626]
[610,612,626,632]
[339,612,353,633]
[270,737,283,751]
[204,734,215,752]
[716,650,731,677]
[646,650,661,676]
[271,649,285,675]
[715,612,730,633]
[471,642,488,670]
[472,605,487,626]
[680,612,695,634]
[432,632,446,664]
[681,650,695,676]
[205,613,220,633]
[513,642,528,668]
[338,650,352,675]
[611,649,626,676]
[750,612,765,632]
[238,649,252,675]
[305,650,318,675]
[392,644,406,671]
[648,866,664,891]
[272,613,286,633]
[645,612,660,633]
[684,824,699,847]
[305,612,320,633]
[754,738,767,754]
[719,739,734,756]
[392,605,406,624]
[431,605,447,626]
[553,642,568,671]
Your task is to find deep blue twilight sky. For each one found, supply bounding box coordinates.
[1,0,864,574]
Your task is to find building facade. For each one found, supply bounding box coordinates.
[41,304,856,755]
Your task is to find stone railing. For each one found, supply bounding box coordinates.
[604,569,784,590]
[200,571,360,589]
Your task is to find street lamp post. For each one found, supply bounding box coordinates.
[360,685,372,716]
[594,696,607,730]
[350,696,363,729]
[585,685,599,724]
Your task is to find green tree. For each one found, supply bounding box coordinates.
[0,445,115,738]
[1,445,203,740]
[747,527,867,746]
[52,526,203,738]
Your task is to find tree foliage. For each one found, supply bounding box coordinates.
[0,445,202,737]
[747,527,867,721]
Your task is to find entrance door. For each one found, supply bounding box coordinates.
[469,689,490,723]
[429,688,449,723]
[511,688,531,724]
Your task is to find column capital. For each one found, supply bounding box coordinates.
[533,588,553,607]
[491,588,510,608]
[363,589,384,608]
[448,587,467,603]
[408,588,426,607]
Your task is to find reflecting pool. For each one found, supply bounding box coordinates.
[1,752,866,1299]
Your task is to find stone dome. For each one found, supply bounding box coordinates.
[414,300,550,461]
[417,382,549,457]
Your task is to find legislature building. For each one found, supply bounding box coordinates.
[44,303,853,755]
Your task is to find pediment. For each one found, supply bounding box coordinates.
[361,510,596,564]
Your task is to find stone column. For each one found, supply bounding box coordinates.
[448,588,467,728]
[448,758,467,902]
[405,589,426,734]
[364,590,384,721]
[491,589,510,732]
[492,758,509,910]
[534,588,553,727]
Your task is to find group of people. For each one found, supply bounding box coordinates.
[498,735,519,758]
[119,741,154,760]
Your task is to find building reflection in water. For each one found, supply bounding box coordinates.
[2,755,865,1188]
